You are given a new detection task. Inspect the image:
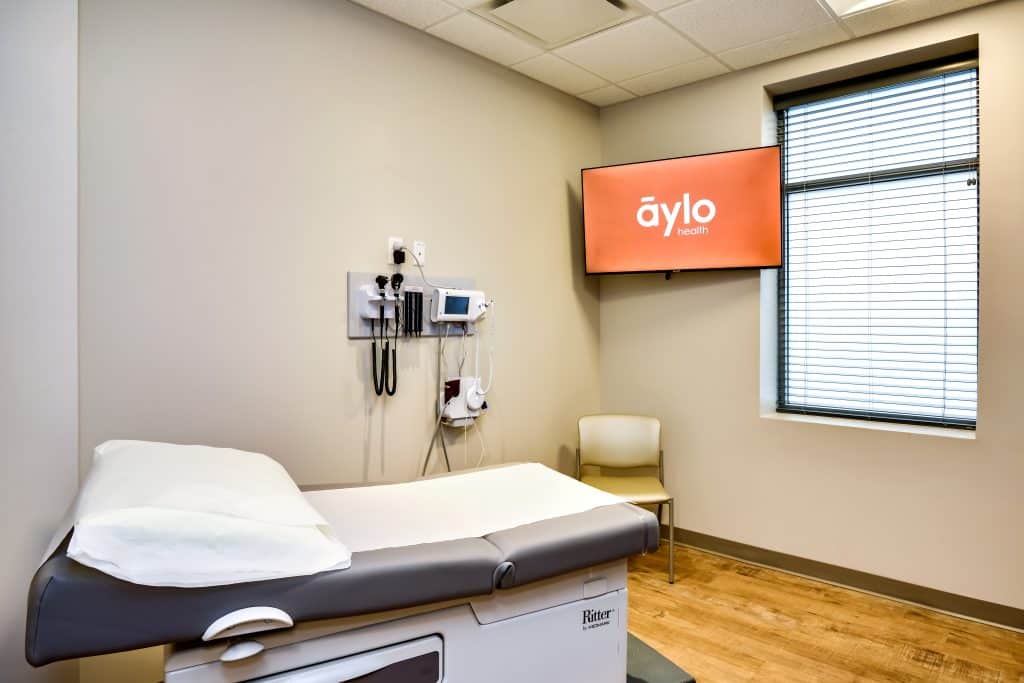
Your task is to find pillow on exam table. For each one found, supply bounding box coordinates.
[54,440,351,587]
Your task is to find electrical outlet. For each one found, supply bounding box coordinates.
[412,240,426,266]
[387,237,404,265]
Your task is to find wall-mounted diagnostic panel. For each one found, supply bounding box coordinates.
[347,272,478,339]
[347,241,495,476]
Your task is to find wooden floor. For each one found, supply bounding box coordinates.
[628,545,1024,682]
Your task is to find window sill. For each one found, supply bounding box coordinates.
[760,411,976,440]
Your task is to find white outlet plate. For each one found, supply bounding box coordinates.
[387,237,404,265]
[412,240,426,266]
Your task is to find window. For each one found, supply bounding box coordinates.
[776,58,979,429]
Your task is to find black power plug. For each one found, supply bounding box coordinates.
[393,248,406,265]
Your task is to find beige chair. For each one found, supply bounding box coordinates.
[577,414,675,583]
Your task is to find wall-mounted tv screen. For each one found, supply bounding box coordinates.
[582,146,782,275]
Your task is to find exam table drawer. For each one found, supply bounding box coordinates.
[246,635,442,683]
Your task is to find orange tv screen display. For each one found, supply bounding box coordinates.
[582,146,782,274]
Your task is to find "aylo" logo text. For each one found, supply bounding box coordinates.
[636,194,717,237]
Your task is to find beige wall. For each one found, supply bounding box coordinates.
[0,1,79,681]
[78,0,602,488]
[599,0,1024,608]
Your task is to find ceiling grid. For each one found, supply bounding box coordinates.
[351,0,998,105]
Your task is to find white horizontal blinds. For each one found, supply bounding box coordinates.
[778,66,979,428]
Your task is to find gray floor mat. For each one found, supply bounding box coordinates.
[627,633,697,683]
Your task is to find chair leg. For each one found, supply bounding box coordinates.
[667,498,675,584]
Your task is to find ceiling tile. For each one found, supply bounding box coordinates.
[821,0,894,13]
[620,56,729,95]
[427,12,544,65]
[554,16,705,82]
[578,84,635,107]
[444,0,486,7]
[350,0,459,30]
[633,0,688,10]
[511,53,609,94]
[718,21,848,70]
[492,0,628,45]
[840,0,996,37]
[662,0,835,53]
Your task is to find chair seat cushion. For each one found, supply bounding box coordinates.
[581,475,671,505]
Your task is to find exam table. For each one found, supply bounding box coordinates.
[27,463,659,682]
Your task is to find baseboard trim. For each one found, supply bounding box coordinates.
[662,525,1023,631]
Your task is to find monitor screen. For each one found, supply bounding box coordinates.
[582,146,782,274]
[444,295,470,316]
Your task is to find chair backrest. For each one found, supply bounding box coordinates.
[578,414,661,469]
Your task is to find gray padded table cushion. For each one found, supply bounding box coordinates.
[26,502,658,666]
[487,503,660,588]
[26,536,501,666]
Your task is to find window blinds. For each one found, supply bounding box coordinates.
[777,64,979,429]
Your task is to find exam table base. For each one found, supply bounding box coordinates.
[165,560,628,683]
